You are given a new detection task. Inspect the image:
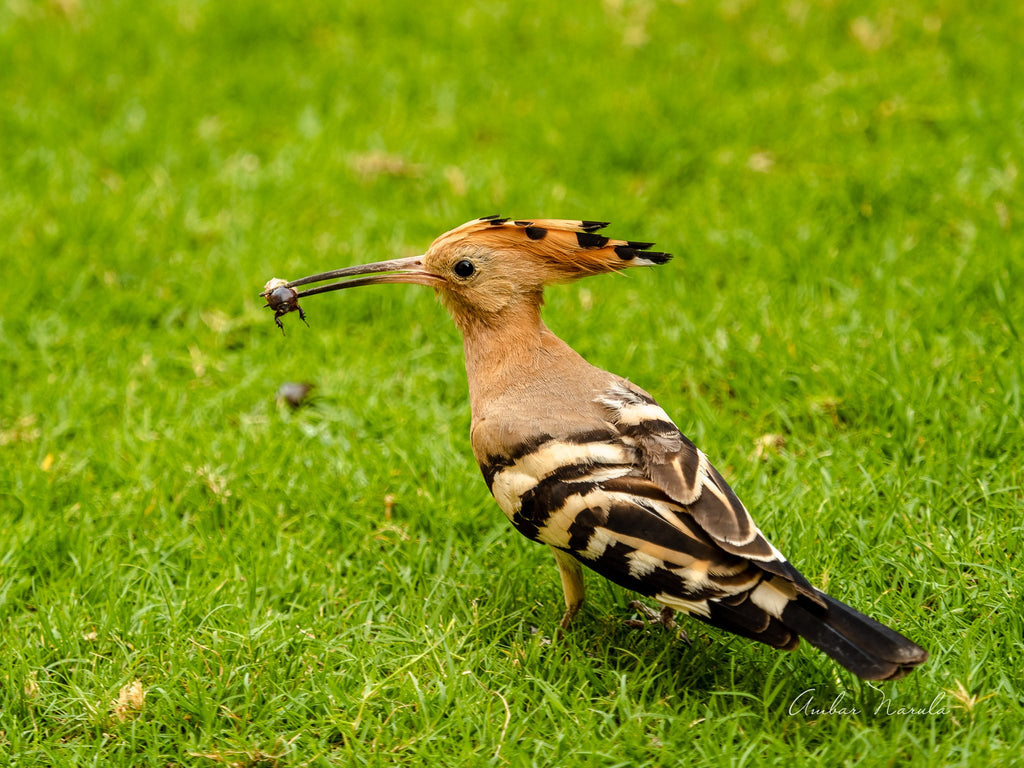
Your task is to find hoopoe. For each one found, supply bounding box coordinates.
[262,216,928,681]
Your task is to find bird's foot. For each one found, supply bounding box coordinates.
[555,602,582,641]
[625,601,685,638]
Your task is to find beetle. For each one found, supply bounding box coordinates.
[261,278,308,332]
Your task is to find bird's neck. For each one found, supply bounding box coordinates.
[457,300,586,416]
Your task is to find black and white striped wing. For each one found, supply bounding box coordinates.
[596,381,823,602]
[480,381,928,677]
[480,387,816,647]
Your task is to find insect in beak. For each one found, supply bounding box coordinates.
[259,255,442,330]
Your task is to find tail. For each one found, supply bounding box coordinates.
[700,588,928,680]
[781,592,928,680]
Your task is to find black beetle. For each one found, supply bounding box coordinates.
[262,279,308,333]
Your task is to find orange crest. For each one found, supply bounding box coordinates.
[426,216,671,283]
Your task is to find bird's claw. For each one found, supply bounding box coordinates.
[624,601,683,635]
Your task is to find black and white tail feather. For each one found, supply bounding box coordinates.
[485,381,927,681]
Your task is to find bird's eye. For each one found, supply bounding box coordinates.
[453,259,476,278]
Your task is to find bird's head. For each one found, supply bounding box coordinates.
[262,216,671,331]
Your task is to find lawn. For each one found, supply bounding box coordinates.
[1,0,1022,765]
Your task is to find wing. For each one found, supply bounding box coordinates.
[596,380,824,605]
[479,379,927,677]
[479,409,809,650]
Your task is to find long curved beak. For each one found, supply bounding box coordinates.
[259,254,443,331]
[267,254,442,299]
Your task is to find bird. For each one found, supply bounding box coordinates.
[262,215,928,681]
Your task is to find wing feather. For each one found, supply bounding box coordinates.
[598,380,824,604]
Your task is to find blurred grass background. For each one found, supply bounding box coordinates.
[1,0,1022,765]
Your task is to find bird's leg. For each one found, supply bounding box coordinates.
[549,547,585,631]
[625,600,678,631]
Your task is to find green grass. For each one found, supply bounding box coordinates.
[2,0,1022,764]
